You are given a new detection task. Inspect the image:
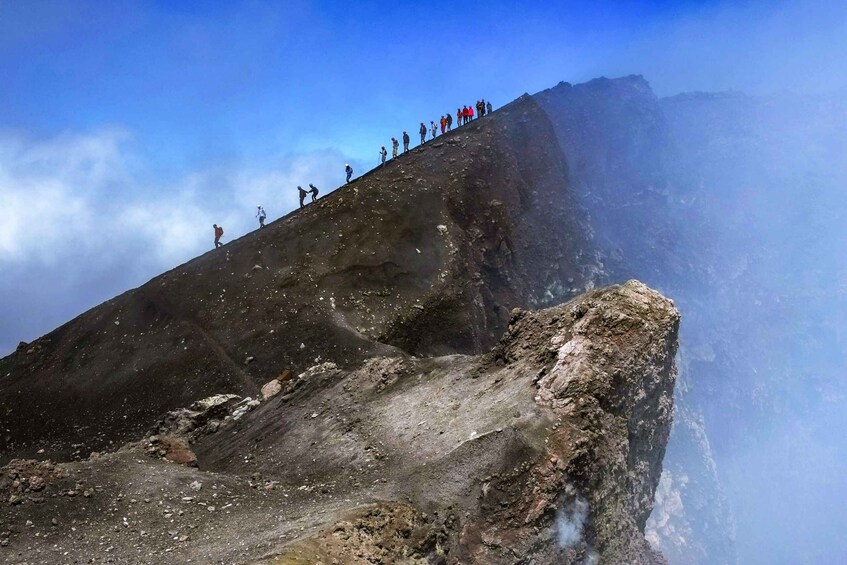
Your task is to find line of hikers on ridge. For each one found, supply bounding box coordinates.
[379,99,492,166]
[212,99,493,248]
[212,182,319,247]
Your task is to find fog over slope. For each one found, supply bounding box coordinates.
[535,78,847,564]
[659,89,847,564]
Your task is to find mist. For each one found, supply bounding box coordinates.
[649,79,847,563]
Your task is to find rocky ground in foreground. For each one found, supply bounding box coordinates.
[1,281,678,564]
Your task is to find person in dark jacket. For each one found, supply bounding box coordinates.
[391,137,399,158]
[486,100,493,114]
[419,122,427,144]
[402,131,410,152]
[345,164,353,183]
[379,146,387,165]
[308,183,319,202]
[446,112,453,131]
[213,224,224,248]
[298,185,308,208]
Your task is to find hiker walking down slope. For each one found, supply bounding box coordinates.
[298,185,308,208]
[402,131,410,152]
[440,115,447,134]
[419,122,427,144]
[213,224,224,248]
[431,121,437,139]
[256,205,267,228]
[379,146,388,165]
[446,112,453,131]
[391,137,399,158]
[345,164,353,183]
[308,184,319,203]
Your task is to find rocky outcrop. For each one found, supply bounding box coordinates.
[196,281,677,564]
[0,281,678,563]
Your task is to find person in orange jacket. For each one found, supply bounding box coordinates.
[440,115,447,134]
[468,104,475,121]
[457,108,463,127]
[213,224,224,248]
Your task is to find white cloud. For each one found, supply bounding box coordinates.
[0,127,352,353]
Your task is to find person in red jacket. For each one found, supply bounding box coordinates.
[213,224,224,248]
[468,104,475,121]
[440,115,447,134]
[462,106,469,125]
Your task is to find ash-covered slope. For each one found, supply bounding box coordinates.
[0,281,679,564]
[0,94,597,464]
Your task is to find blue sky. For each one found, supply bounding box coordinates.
[1,0,846,353]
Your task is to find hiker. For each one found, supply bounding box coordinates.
[477,100,484,117]
[419,122,427,144]
[256,205,267,228]
[462,106,469,124]
[431,121,437,139]
[402,131,410,152]
[391,137,399,158]
[468,104,475,121]
[457,108,463,127]
[440,115,447,134]
[213,224,224,248]
[379,145,387,165]
[345,163,353,183]
[486,100,493,114]
[308,183,319,202]
[298,185,308,208]
[446,112,453,131]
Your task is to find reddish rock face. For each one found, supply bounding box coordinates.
[158,436,197,467]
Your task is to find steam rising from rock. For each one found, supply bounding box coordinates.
[556,493,589,549]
